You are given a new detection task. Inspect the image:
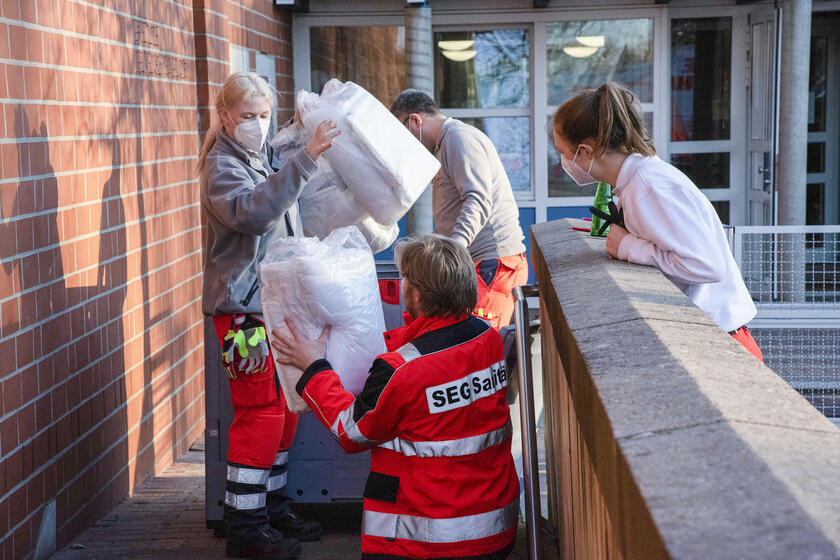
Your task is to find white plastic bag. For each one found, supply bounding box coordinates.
[259,226,387,413]
[270,122,399,254]
[297,79,441,226]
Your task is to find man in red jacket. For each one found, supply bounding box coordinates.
[271,234,519,559]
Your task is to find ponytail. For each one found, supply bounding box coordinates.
[196,72,280,174]
[553,82,655,157]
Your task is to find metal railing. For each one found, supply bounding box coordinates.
[730,225,840,421]
[513,284,543,560]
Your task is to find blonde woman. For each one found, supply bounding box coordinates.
[198,72,338,559]
[551,82,762,361]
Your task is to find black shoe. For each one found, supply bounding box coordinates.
[269,508,323,542]
[225,526,302,559]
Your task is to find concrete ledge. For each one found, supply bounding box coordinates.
[533,218,840,560]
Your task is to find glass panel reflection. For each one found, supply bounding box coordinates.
[461,117,531,191]
[671,18,732,141]
[310,26,405,105]
[435,30,529,109]
[809,36,827,133]
[807,143,826,174]
[546,19,653,106]
[709,200,730,225]
[807,183,825,225]
[671,152,730,189]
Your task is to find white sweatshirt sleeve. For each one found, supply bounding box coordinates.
[616,183,726,284]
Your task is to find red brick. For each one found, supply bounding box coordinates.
[8,25,26,62]
[21,253,38,289]
[2,373,21,414]
[1,297,20,338]
[1,420,20,466]
[18,402,36,443]
[15,328,35,369]
[27,471,44,510]
[0,337,16,378]
[26,29,43,63]
[1,143,18,178]
[0,24,9,60]
[16,218,34,253]
[24,66,42,99]
[12,512,31,559]
[19,290,37,329]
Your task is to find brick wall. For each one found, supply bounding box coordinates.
[0,1,294,558]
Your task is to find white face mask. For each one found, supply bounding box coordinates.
[234,117,271,152]
[561,145,597,186]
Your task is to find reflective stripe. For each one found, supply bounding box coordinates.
[396,342,421,363]
[274,451,289,466]
[330,404,378,446]
[378,420,512,458]
[363,499,518,543]
[227,465,269,485]
[225,491,266,510]
[267,472,287,492]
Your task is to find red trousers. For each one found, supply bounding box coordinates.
[473,253,529,330]
[213,315,297,468]
[731,326,764,362]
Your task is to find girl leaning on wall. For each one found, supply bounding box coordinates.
[197,72,339,560]
[551,82,763,361]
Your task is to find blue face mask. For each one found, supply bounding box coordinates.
[561,145,597,186]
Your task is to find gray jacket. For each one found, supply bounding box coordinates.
[201,131,318,315]
[433,118,526,262]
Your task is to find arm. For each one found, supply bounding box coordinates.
[271,321,402,454]
[296,357,403,454]
[205,120,340,236]
[204,148,318,236]
[612,187,726,284]
[443,132,494,247]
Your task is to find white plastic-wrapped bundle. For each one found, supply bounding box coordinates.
[259,226,387,413]
[297,79,441,225]
[270,123,399,254]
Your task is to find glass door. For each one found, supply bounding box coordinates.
[745,7,777,226]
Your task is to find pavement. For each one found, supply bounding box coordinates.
[51,435,530,560]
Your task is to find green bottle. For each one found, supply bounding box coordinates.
[591,182,612,237]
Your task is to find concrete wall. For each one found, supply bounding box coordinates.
[531,218,840,559]
[0,2,294,558]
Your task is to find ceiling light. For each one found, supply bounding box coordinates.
[576,35,605,48]
[442,49,477,61]
[437,40,475,51]
[563,46,598,58]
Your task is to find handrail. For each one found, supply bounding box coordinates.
[512,284,542,560]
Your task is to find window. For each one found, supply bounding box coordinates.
[546,18,654,198]
[310,26,406,105]
[435,29,531,193]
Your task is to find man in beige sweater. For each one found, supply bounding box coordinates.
[391,90,527,329]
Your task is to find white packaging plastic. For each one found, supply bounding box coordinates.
[297,79,441,226]
[270,122,399,254]
[259,226,387,413]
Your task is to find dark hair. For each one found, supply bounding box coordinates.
[553,82,655,157]
[389,89,441,120]
[394,234,477,318]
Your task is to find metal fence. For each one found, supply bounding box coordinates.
[731,226,840,423]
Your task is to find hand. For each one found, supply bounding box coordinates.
[271,318,330,371]
[305,120,340,160]
[605,224,630,259]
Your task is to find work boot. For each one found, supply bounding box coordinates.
[225,526,302,559]
[269,506,323,542]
